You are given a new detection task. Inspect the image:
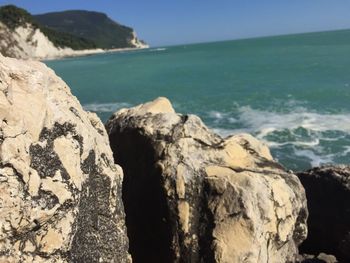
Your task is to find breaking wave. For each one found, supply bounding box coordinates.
[207,105,350,170]
[149,48,167,52]
[83,102,131,113]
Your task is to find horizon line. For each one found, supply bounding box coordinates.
[154,27,350,48]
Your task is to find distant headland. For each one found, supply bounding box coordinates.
[0,5,148,60]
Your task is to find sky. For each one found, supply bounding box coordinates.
[1,0,350,46]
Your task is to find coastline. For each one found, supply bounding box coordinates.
[42,46,150,61]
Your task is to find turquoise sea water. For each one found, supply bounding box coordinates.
[46,29,350,171]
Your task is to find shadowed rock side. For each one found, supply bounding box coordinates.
[0,54,130,262]
[297,166,350,262]
[106,97,308,263]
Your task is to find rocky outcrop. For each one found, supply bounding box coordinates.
[297,166,350,262]
[106,97,308,263]
[0,54,129,262]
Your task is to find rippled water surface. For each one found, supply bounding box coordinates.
[46,30,350,171]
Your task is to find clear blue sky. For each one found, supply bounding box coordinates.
[1,0,350,46]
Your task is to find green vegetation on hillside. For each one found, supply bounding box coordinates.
[40,27,97,50]
[34,10,138,49]
[0,5,97,50]
[0,5,36,29]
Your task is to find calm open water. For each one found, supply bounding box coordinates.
[46,30,350,171]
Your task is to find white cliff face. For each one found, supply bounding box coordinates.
[0,54,130,262]
[129,30,149,49]
[0,22,104,60]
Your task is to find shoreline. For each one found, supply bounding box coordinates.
[42,46,150,61]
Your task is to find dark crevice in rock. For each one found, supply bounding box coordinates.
[109,127,175,263]
[198,180,216,263]
[108,122,218,262]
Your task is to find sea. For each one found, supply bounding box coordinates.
[45,29,350,171]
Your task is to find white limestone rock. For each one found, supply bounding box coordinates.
[106,97,308,263]
[0,54,129,262]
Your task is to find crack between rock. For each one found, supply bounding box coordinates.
[3,130,28,140]
[218,164,285,177]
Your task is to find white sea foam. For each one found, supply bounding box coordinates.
[149,48,167,52]
[266,138,320,148]
[209,106,350,138]
[208,111,238,124]
[83,102,131,112]
[209,111,225,119]
[208,105,350,167]
[293,149,334,167]
[237,106,350,135]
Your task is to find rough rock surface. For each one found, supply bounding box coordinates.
[106,97,308,263]
[297,165,350,262]
[0,54,129,262]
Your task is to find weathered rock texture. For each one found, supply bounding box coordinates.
[106,97,308,263]
[0,54,129,262]
[297,165,350,262]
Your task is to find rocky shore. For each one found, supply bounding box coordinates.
[0,54,348,262]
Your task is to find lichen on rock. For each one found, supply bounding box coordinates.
[106,97,308,263]
[0,54,129,262]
